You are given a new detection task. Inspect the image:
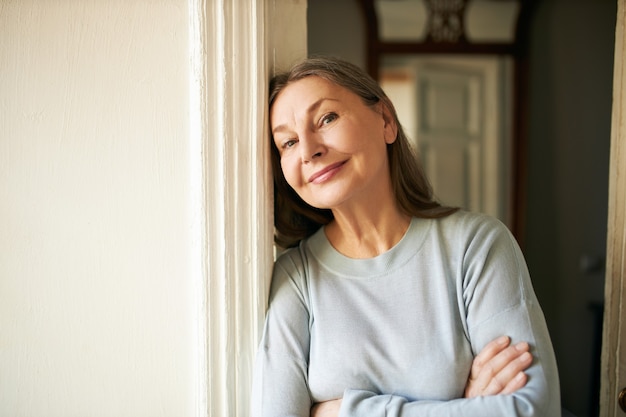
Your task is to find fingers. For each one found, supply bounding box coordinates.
[465,337,534,398]
[470,336,511,375]
[481,344,532,395]
[500,370,528,395]
[465,337,510,398]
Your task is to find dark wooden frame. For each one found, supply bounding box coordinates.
[357,0,533,245]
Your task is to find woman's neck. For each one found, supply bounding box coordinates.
[324,206,411,259]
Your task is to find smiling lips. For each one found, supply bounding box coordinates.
[308,161,347,184]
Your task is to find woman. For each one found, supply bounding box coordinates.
[251,56,560,416]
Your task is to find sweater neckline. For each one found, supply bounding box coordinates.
[306,217,430,278]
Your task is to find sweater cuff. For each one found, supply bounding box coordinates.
[340,389,399,417]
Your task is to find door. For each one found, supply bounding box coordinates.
[380,56,513,228]
[600,0,626,415]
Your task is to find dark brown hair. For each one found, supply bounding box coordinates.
[270,56,457,248]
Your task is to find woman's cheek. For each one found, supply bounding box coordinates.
[281,157,299,188]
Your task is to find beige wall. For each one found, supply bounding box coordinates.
[0,0,308,415]
[0,1,199,415]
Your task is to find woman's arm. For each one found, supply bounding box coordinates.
[250,253,312,417]
[311,335,534,417]
[254,216,559,417]
[319,217,560,417]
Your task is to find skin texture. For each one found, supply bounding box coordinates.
[271,76,533,417]
[271,76,408,259]
[271,76,397,213]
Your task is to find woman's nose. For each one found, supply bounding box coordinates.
[300,134,324,163]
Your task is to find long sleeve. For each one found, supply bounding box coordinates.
[251,213,560,417]
[338,215,560,416]
[250,251,312,417]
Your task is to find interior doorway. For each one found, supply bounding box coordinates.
[381,55,513,227]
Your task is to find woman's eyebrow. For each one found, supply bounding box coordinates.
[272,97,339,135]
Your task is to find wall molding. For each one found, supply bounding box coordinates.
[190,1,306,415]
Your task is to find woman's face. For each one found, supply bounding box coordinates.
[270,76,397,211]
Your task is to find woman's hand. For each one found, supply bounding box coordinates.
[464,336,533,398]
[310,336,530,414]
[310,399,342,417]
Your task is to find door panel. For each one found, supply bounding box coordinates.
[419,65,483,212]
[381,56,512,227]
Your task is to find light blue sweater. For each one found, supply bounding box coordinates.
[251,211,560,416]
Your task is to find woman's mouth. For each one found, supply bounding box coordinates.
[308,161,347,184]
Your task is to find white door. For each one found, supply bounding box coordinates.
[381,56,513,228]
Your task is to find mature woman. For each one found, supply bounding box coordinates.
[251,56,560,416]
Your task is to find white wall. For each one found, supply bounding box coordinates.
[0,1,200,415]
[0,0,308,415]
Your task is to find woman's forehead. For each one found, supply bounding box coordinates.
[271,76,359,116]
[279,76,343,100]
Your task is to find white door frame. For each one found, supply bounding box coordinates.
[192,1,306,415]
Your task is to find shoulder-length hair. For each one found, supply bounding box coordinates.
[269,56,457,248]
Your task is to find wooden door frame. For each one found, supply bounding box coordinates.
[600,0,626,415]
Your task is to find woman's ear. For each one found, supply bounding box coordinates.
[381,103,398,144]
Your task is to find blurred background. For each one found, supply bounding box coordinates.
[308,1,617,416]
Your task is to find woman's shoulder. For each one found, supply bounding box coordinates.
[272,227,320,272]
[439,209,508,228]
[274,244,306,273]
[433,210,514,243]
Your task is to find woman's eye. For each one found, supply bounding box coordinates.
[321,113,337,125]
[282,139,297,149]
